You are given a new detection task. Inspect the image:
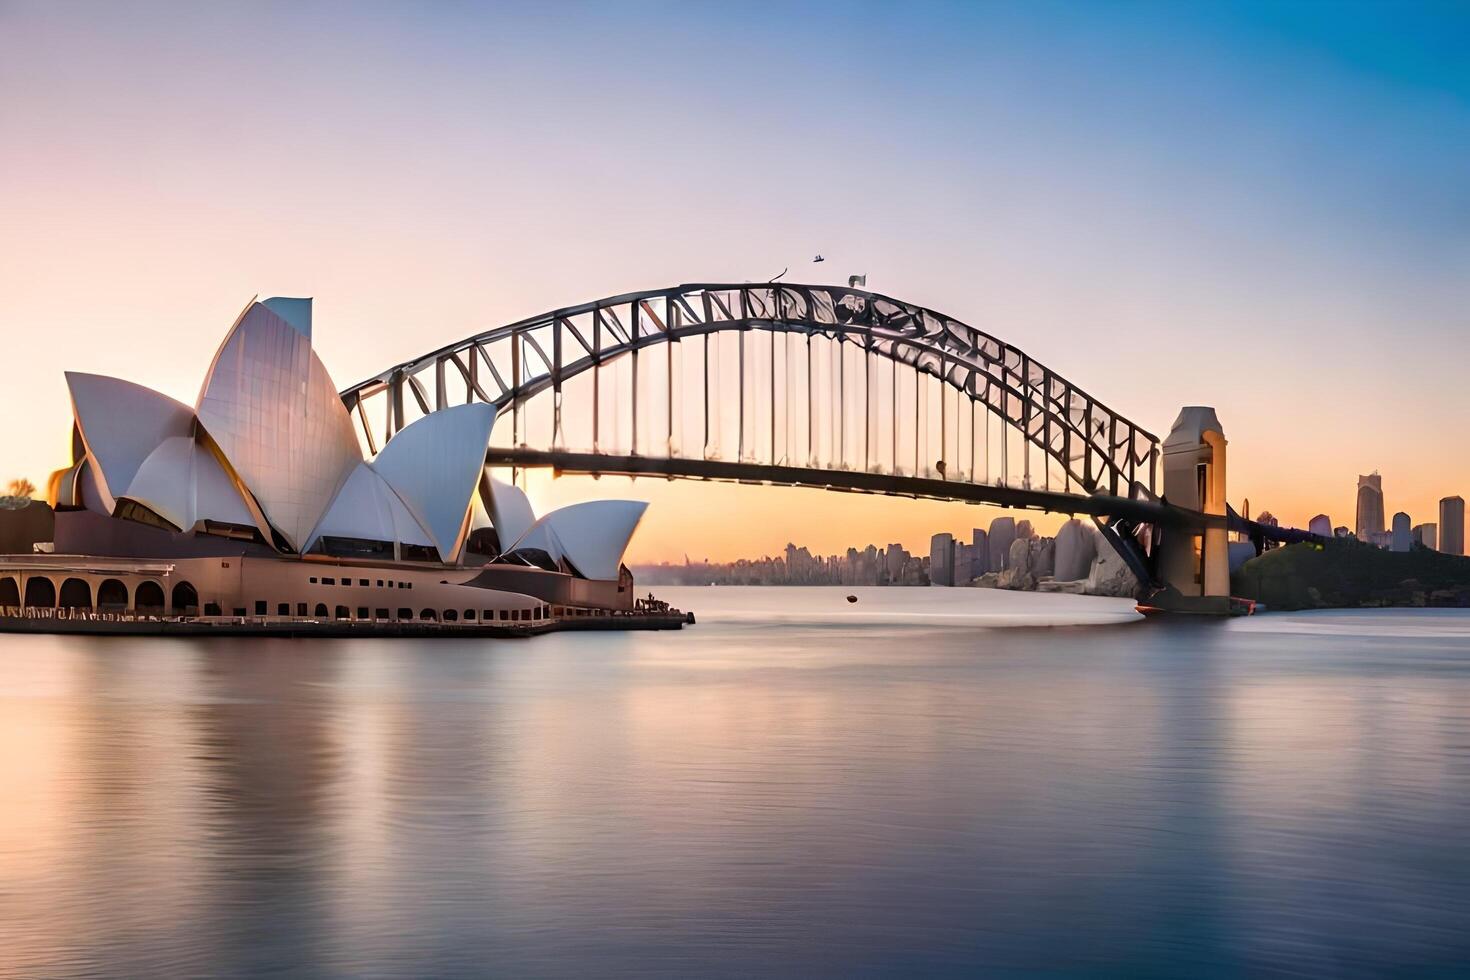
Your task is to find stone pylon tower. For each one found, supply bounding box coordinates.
[1157,407,1231,613]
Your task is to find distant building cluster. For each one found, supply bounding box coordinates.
[634,515,1113,590]
[633,542,930,586]
[1305,472,1465,556]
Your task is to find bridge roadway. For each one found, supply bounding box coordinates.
[489,447,1315,548]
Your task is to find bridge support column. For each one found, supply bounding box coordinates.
[1156,407,1231,614]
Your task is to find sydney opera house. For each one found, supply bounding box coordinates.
[2,297,669,633]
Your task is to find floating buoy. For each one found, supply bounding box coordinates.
[846,594,858,603]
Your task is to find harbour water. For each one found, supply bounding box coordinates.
[3,587,1470,976]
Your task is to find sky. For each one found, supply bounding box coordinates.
[1,1,1467,562]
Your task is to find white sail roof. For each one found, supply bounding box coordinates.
[125,435,257,532]
[512,500,647,580]
[196,300,361,552]
[371,403,495,562]
[306,461,434,552]
[261,296,312,340]
[65,372,195,513]
[486,475,537,552]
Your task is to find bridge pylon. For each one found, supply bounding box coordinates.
[1155,407,1232,614]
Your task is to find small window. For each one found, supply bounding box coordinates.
[406,583,412,590]
[233,607,246,617]
[255,601,267,615]
[277,603,289,616]
[419,609,436,621]
[376,580,383,587]
[323,577,335,586]
[375,608,388,619]
[357,607,369,620]
[314,603,329,617]
[335,605,350,620]
[398,608,413,620]
[464,609,476,621]
[482,610,493,621]
[499,609,508,621]
[342,580,351,588]
[359,579,369,587]
[205,602,222,616]
[297,602,308,616]
[309,576,318,584]
[443,609,458,622]
[511,609,519,621]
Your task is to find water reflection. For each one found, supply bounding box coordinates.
[1,591,1469,976]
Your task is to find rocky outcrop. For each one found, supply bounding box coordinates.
[1053,519,1095,581]
[997,537,1038,590]
[1031,537,1055,578]
[1085,541,1143,598]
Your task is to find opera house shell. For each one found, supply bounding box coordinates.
[8,297,649,627]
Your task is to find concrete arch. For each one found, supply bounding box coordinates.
[97,578,128,610]
[0,577,17,606]
[135,581,165,612]
[172,581,199,614]
[24,577,56,607]
[58,577,92,609]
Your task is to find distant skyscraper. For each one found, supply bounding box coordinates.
[929,533,955,587]
[1356,473,1385,542]
[1308,514,1332,538]
[1439,497,1464,556]
[988,517,1016,571]
[1412,523,1438,551]
[885,543,906,581]
[954,542,974,584]
[971,528,990,575]
[1391,512,1411,552]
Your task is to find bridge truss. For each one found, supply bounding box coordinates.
[340,283,1162,507]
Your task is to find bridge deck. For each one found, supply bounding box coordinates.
[490,449,1176,525]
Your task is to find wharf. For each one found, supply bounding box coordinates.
[0,607,693,638]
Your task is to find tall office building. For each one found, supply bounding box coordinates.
[885,543,906,581]
[1356,473,1385,542]
[1391,512,1411,552]
[988,517,1016,572]
[954,542,975,584]
[971,528,990,576]
[929,533,955,587]
[1412,523,1438,551]
[1439,496,1464,556]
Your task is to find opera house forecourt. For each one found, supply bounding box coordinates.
[0,297,687,636]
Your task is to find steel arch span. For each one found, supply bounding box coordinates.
[340,282,1162,510]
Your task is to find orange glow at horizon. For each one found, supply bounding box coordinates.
[4,3,1469,560]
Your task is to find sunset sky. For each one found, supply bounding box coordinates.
[2,1,1467,562]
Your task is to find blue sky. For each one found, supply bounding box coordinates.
[1,1,1466,555]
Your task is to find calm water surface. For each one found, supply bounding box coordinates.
[3,587,1470,977]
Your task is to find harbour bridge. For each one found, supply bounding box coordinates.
[340,282,1315,610]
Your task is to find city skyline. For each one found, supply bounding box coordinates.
[4,2,1470,562]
